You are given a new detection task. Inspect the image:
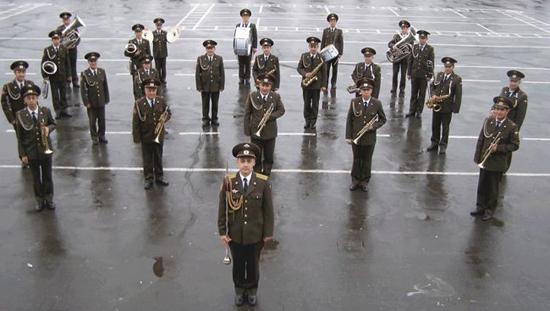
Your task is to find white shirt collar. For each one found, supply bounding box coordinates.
[239,172,252,183]
[27,106,39,114]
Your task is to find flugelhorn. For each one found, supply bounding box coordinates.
[254,103,274,137]
[353,115,379,145]
[478,132,502,169]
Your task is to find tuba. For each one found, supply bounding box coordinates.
[386,27,417,63]
[61,15,86,49]
[166,26,180,43]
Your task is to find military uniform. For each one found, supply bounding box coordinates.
[152,18,168,84]
[407,30,434,117]
[41,31,72,118]
[345,80,387,190]
[297,37,327,130]
[244,77,285,175]
[252,38,280,90]
[218,142,274,306]
[56,12,79,87]
[80,52,110,144]
[132,79,171,189]
[195,40,225,126]
[321,13,344,90]
[235,9,258,84]
[427,57,462,154]
[124,24,151,76]
[15,85,56,209]
[133,57,159,100]
[2,62,36,126]
[473,97,519,221]
[388,20,412,97]
[351,47,381,98]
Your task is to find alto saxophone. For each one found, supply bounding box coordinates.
[302,60,324,87]
[425,94,449,112]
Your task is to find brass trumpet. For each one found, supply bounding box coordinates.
[478,132,502,169]
[254,103,274,137]
[352,115,378,145]
[425,95,449,112]
[153,110,169,144]
[40,122,53,155]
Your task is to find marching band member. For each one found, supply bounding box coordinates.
[57,12,80,88]
[133,55,159,100]
[41,30,72,119]
[152,17,169,84]
[235,9,258,86]
[124,24,151,77]
[351,47,381,98]
[321,13,344,93]
[252,38,280,91]
[406,30,434,118]
[195,40,225,128]
[388,20,412,98]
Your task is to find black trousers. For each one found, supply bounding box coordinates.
[201,92,220,121]
[409,77,428,114]
[68,48,78,84]
[325,59,338,88]
[238,55,252,80]
[229,241,264,295]
[351,143,375,183]
[505,153,513,172]
[302,88,320,122]
[391,58,408,93]
[29,156,53,203]
[141,142,164,181]
[155,57,167,83]
[251,137,276,175]
[50,80,68,115]
[87,107,106,141]
[431,112,452,146]
[476,169,503,214]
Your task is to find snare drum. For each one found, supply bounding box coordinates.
[320,44,339,62]
[233,26,252,56]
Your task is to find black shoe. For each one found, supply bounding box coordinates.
[45,201,56,210]
[426,143,438,152]
[415,112,422,118]
[304,120,310,129]
[144,180,154,190]
[202,120,210,127]
[99,138,108,144]
[155,179,169,186]
[247,295,257,306]
[481,211,493,221]
[309,119,317,129]
[405,113,414,118]
[349,183,360,191]
[361,183,369,192]
[390,89,396,95]
[439,145,447,154]
[234,295,245,306]
[399,91,405,98]
[92,139,99,145]
[211,120,220,126]
[73,84,80,88]
[35,202,45,212]
[470,210,483,216]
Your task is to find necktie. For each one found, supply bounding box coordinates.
[420,45,424,51]
[243,177,248,193]
[509,91,514,97]
[364,101,369,108]
[310,55,314,63]
[365,64,370,73]
[146,70,149,76]
[496,121,502,129]
[32,112,37,124]
[209,56,212,63]
[93,70,97,76]
[18,82,22,89]
[149,99,154,108]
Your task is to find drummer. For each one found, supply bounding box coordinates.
[235,8,258,87]
[321,13,344,94]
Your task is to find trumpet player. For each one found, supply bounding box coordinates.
[345,79,386,192]
[351,47,381,98]
[321,13,344,93]
[472,97,519,221]
[41,30,72,119]
[133,55,159,100]
[152,18,168,84]
[297,36,327,130]
[80,52,110,145]
[2,61,36,167]
[15,84,57,211]
[218,142,274,306]
[406,30,434,118]
[426,57,462,154]
[125,24,151,77]
[389,20,412,98]
[252,38,280,91]
[56,12,79,88]
[132,78,171,190]
[195,40,224,128]
[244,74,285,176]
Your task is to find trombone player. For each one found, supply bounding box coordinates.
[125,24,151,77]
[132,78,171,190]
[218,142,274,306]
[472,96,519,221]
[426,57,462,154]
[41,30,72,119]
[15,84,57,211]
[57,12,80,88]
[351,47,381,98]
[345,79,386,192]
[252,38,280,91]
[244,74,285,176]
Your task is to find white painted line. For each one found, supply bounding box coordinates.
[0,3,51,21]
[515,11,550,27]
[523,81,550,85]
[0,164,549,177]
[115,73,130,76]
[387,7,400,17]
[278,132,316,136]
[258,4,264,14]
[476,23,496,34]
[256,17,261,29]
[193,4,215,30]
[175,4,199,27]
[463,79,502,83]
[323,5,330,14]
[178,131,220,136]
[499,10,550,34]
[449,8,467,18]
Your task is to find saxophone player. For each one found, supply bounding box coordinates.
[244,74,285,176]
[345,79,387,192]
[426,57,462,154]
[297,36,327,130]
[472,97,519,221]
[252,38,280,91]
[351,47,381,98]
[15,84,57,211]
[124,24,151,77]
[132,78,171,190]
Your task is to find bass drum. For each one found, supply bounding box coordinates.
[320,44,339,62]
[233,26,252,56]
